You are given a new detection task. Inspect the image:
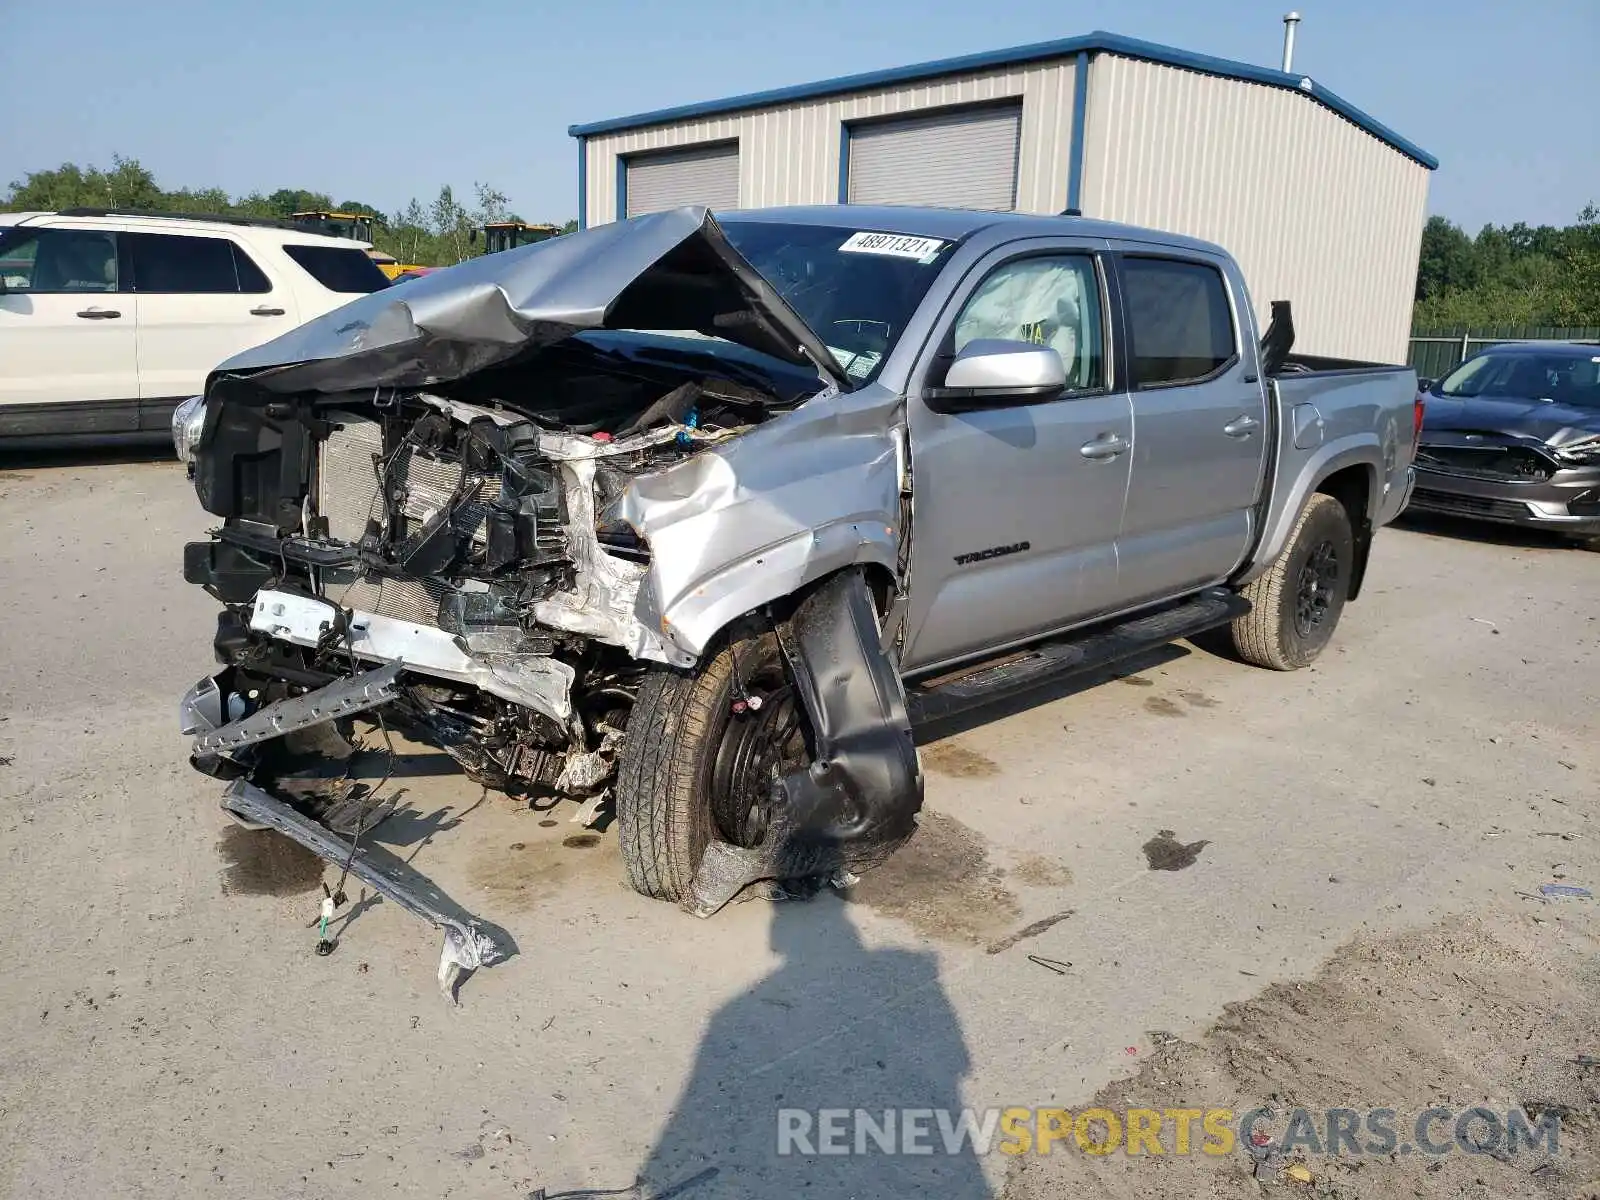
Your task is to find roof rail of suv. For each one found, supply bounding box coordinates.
[58,207,316,235]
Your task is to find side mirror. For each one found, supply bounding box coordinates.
[1416,377,1434,393]
[924,339,1066,410]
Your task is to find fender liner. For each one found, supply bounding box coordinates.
[682,568,924,916]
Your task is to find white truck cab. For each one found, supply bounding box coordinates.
[0,208,392,446]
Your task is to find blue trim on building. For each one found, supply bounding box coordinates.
[567,29,1437,170]
[1066,50,1090,213]
[615,154,628,222]
[837,121,851,204]
[576,136,587,230]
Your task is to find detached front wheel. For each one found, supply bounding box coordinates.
[1229,493,1354,670]
[615,630,807,901]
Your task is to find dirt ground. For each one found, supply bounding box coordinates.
[0,455,1596,1199]
[1004,905,1600,1199]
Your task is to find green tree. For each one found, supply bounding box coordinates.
[1414,205,1599,327]
[1551,204,1600,325]
[1415,215,1478,300]
[265,188,335,216]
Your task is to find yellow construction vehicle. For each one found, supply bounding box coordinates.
[478,221,561,255]
[289,211,422,280]
[289,210,378,242]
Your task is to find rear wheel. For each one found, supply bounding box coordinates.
[1229,493,1354,670]
[615,630,807,901]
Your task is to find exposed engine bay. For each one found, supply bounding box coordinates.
[185,339,800,800]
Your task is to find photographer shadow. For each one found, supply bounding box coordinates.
[637,892,991,1199]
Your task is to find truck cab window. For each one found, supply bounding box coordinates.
[953,255,1104,390]
[1121,257,1237,387]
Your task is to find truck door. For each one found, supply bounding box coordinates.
[1109,250,1267,607]
[899,241,1132,674]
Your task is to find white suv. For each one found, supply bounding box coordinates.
[0,208,391,447]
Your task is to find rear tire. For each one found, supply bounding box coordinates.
[1229,493,1354,670]
[615,630,804,901]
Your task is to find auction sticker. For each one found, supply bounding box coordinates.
[839,231,946,263]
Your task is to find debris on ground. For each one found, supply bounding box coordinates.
[1026,955,1071,975]
[1538,883,1592,899]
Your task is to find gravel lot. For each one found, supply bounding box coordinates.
[0,456,1595,1199]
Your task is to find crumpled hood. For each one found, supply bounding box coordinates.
[1422,394,1600,447]
[209,206,851,396]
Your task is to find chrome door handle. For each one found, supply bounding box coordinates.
[1223,414,1260,438]
[76,308,122,319]
[1079,433,1129,460]
[249,306,286,317]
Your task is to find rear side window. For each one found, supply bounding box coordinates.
[282,245,390,293]
[1120,257,1237,388]
[0,228,119,292]
[126,233,269,293]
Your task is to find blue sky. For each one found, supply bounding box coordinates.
[2,0,1594,231]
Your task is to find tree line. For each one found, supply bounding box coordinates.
[1414,207,1600,328]
[2,156,577,268]
[7,157,1597,324]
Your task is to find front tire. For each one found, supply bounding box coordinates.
[1229,493,1354,670]
[615,629,805,901]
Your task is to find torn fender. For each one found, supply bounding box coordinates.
[683,568,923,916]
[619,384,908,662]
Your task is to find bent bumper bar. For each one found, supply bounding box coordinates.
[222,779,509,1001]
[191,661,406,756]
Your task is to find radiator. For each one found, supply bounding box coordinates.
[317,416,501,546]
[317,416,385,544]
[322,570,451,627]
[314,416,501,629]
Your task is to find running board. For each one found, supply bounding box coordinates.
[906,587,1250,725]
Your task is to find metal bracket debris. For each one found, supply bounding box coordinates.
[221,778,507,1001]
[193,662,406,755]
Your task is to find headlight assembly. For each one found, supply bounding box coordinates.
[172,395,207,465]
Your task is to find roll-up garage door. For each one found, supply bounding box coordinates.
[847,104,1022,211]
[624,142,740,218]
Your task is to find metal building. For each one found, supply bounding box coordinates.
[569,31,1436,363]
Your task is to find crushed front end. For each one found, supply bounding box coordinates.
[176,207,926,990]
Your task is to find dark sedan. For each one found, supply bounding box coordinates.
[1407,341,1600,542]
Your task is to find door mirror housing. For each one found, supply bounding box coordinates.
[924,339,1066,411]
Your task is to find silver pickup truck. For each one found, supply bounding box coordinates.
[176,205,1419,989]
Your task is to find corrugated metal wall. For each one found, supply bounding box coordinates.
[581,59,1077,226]
[1080,54,1430,364]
